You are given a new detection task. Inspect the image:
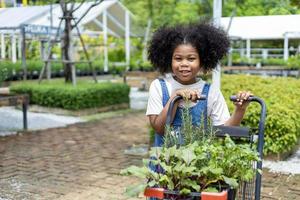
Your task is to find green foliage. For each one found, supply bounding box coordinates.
[262,58,286,66]
[122,0,202,29]
[0,60,109,80]
[230,55,300,69]
[0,61,22,77]
[26,40,41,60]
[149,126,155,146]
[223,0,300,16]
[286,55,300,69]
[10,80,130,110]
[230,56,288,67]
[221,74,300,155]
[123,0,300,30]
[0,68,8,86]
[121,105,259,197]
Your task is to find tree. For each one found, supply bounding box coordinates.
[39,0,103,85]
[122,0,300,29]
[60,0,103,84]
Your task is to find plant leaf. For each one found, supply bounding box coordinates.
[120,166,148,179]
[223,176,238,188]
[182,148,196,165]
[180,188,191,195]
[124,183,147,197]
[203,187,219,192]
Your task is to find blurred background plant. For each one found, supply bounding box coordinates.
[0,68,8,86]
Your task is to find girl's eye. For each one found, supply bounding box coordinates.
[175,57,182,61]
[188,58,196,61]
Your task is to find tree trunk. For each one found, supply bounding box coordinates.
[62,11,73,83]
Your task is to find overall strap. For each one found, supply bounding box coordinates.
[201,83,210,130]
[158,79,170,107]
[153,79,170,148]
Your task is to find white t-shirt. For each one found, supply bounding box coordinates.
[146,75,230,126]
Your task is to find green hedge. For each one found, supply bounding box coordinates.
[10,81,130,110]
[221,74,300,155]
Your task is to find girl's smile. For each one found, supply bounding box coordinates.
[172,44,201,85]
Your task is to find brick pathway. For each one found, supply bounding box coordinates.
[0,112,147,200]
[0,111,299,200]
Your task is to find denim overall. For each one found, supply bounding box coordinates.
[153,79,210,147]
[149,79,210,200]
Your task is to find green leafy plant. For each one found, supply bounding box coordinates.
[121,104,259,197]
[221,74,300,155]
[0,68,8,86]
[286,55,300,69]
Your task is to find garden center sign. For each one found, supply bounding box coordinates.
[22,24,61,36]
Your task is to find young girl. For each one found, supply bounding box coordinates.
[146,22,252,147]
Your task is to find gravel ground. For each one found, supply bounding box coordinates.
[263,148,300,174]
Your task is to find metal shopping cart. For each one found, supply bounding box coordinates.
[144,95,266,200]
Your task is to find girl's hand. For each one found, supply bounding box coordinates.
[234,91,253,110]
[175,89,199,102]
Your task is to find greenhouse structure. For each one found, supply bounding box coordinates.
[0,0,135,74]
[221,14,300,61]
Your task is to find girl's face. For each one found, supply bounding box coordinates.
[172,44,201,85]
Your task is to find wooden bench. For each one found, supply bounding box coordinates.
[123,71,160,90]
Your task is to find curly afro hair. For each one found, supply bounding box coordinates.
[148,22,230,74]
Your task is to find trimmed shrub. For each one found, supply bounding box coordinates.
[221,74,300,155]
[10,81,130,110]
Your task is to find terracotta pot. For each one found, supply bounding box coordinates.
[144,188,228,200]
[202,190,227,200]
[144,188,164,199]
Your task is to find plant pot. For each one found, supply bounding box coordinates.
[201,190,228,200]
[144,188,228,200]
[144,188,164,199]
[31,70,39,79]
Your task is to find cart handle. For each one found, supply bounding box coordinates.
[230,95,266,156]
[230,95,266,200]
[166,95,206,126]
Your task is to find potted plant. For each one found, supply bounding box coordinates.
[0,68,9,94]
[121,105,260,199]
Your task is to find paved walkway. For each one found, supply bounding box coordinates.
[0,111,300,200]
[0,86,148,137]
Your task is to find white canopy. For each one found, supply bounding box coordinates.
[0,0,134,37]
[0,6,51,29]
[221,14,300,40]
